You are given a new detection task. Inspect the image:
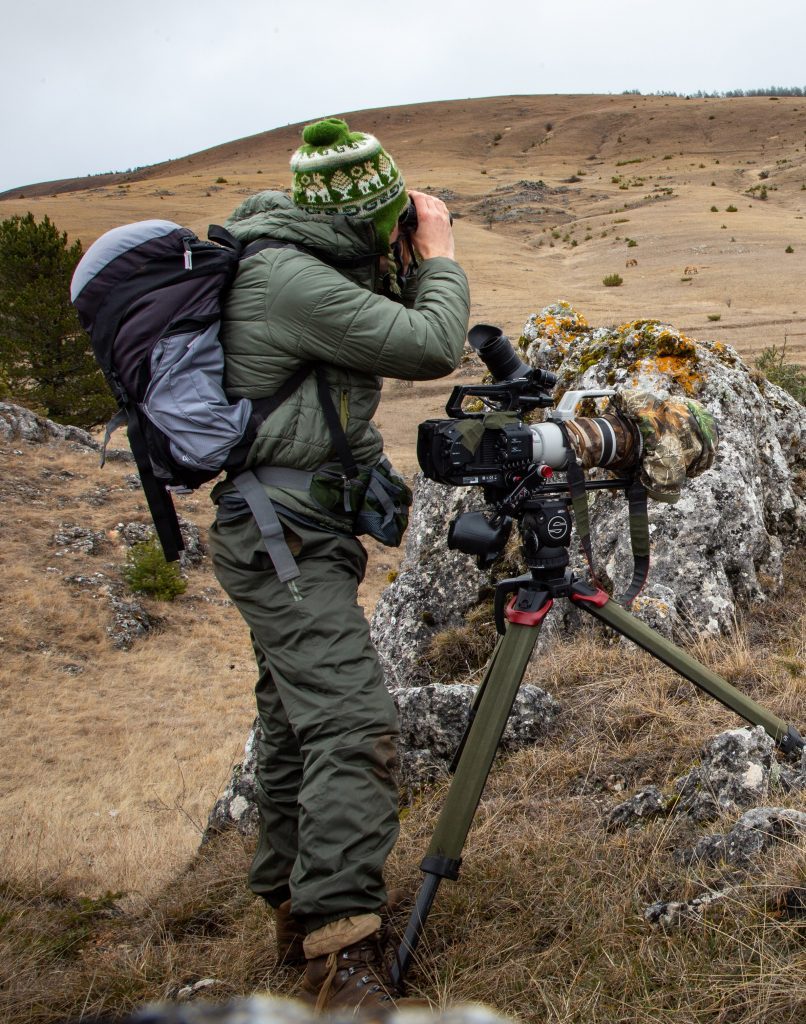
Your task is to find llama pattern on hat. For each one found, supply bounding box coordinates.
[290,119,407,235]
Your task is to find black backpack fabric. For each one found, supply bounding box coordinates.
[71,220,306,561]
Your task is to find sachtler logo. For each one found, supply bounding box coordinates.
[547,516,568,541]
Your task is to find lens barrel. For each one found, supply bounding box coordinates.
[398,201,418,234]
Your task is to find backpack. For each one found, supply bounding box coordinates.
[70,219,410,582]
[71,219,313,563]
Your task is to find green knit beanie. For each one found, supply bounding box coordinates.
[290,117,408,245]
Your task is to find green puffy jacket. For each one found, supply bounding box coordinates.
[215,190,471,530]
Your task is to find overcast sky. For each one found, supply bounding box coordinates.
[2,0,805,194]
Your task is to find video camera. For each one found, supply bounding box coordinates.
[417,325,637,490]
[416,325,640,567]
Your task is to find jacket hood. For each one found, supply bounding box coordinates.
[225,189,383,262]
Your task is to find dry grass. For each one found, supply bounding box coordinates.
[0,440,258,899]
[1,471,803,1021]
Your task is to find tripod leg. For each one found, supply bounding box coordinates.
[391,597,551,988]
[570,582,804,755]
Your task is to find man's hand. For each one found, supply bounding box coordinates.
[409,190,455,261]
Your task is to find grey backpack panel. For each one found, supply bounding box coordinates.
[142,323,254,472]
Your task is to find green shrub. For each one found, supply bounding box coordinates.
[215,176,228,184]
[711,205,719,212]
[707,314,721,321]
[755,344,805,404]
[627,238,638,247]
[785,244,794,253]
[726,204,738,212]
[123,537,187,600]
[602,273,623,287]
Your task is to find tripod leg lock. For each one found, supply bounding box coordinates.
[420,855,462,881]
[569,581,609,607]
[779,724,805,756]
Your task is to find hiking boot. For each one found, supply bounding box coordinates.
[276,888,412,970]
[297,915,427,1015]
[298,931,394,1013]
[275,899,306,968]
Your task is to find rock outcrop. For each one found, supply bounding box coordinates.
[0,400,132,462]
[604,725,806,923]
[371,303,805,684]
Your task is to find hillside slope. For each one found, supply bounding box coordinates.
[2,94,806,356]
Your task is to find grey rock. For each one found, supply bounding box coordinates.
[370,481,491,688]
[684,806,806,866]
[0,401,135,462]
[522,305,805,637]
[52,524,106,555]
[371,304,806,682]
[65,570,158,649]
[774,746,806,792]
[0,401,99,448]
[673,726,774,822]
[644,887,732,928]
[205,723,261,837]
[126,995,514,1023]
[395,683,558,788]
[607,786,666,830]
[115,518,205,568]
[206,683,558,837]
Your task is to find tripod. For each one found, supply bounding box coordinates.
[390,496,804,988]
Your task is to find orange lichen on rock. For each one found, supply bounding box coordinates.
[640,356,705,395]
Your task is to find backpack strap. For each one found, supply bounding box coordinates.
[314,366,360,513]
[125,405,185,561]
[207,224,241,252]
[222,364,360,587]
[230,469,302,599]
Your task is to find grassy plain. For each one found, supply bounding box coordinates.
[0,93,804,1020]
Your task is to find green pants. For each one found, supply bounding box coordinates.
[209,510,400,932]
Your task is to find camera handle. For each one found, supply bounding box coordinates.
[390,570,804,991]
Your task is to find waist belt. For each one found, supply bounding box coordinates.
[250,466,314,490]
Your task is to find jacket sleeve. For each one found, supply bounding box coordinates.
[265,252,470,380]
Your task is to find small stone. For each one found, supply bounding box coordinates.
[607,786,665,830]
[644,887,731,928]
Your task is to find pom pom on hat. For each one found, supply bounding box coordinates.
[290,117,407,245]
[301,118,352,147]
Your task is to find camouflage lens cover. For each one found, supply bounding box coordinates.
[612,390,719,502]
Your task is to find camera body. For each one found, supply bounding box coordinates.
[417,418,535,489]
